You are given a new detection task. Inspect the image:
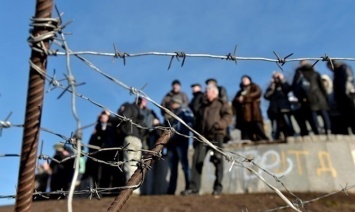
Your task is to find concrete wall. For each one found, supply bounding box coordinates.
[193,136,355,194]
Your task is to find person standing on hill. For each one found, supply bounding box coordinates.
[264,72,295,141]
[327,60,355,134]
[182,84,232,196]
[166,96,194,195]
[188,83,204,117]
[232,75,269,141]
[292,60,331,135]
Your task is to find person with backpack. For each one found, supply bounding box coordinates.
[292,60,331,136]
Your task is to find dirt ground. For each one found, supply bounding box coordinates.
[1,192,355,212]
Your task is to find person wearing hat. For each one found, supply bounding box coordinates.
[50,142,74,198]
[232,75,269,141]
[166,95,194,195]
[161,79,189,124]
[188,83,204,117]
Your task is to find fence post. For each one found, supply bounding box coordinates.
[107,130,173,212]
[15,0,53,211]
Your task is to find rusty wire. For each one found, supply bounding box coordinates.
[15,0,54,212]
[56,10,82,212]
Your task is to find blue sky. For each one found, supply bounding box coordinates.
[1,0,355,206]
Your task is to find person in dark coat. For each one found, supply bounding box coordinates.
[264,72,295,141]
[327,60,355,134]
[232,75,269,141]
[188,83,204,117]
[181,84,232,196]
[321,74,348,134]
[138,97,169,195]
[166,96,194,195]
[50,143,74,199]
[33,162,51,200]
[292,60,331,135]
[111,100,146,195]
[81,110,126,193]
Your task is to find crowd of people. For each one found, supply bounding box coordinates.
[34,60,355,198]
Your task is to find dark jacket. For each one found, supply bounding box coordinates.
[140,108,158,129]
[196,98,232,140]
[50,150,74,192]
[332,63,355,112]
[188,91,204,117]
[169,106,194,143]
[264,79,292,118]
[292,64,329,111]
[218,86,228,102]
[232,83,263,128]
[115,102,145,139]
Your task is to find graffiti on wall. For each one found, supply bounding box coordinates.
[226,149,337,181]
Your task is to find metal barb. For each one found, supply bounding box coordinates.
[225,45,238,65]
[273,51,293,71]
[112,43,127,65]
[0,112,13,136]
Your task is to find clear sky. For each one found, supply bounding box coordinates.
[1,0,355,206]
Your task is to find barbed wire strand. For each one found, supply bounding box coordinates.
[54,5,82,212]
[52,50,355,68]
[262,184,355,212]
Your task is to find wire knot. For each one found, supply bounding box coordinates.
[224,45,238,65]
[321,54,330,62]
[87,183,101,200]
[113,43,127,65]
[38,154,50,160]
[226,53,237,62]
[168,51,186,70]
[0,121,11,128]
[129,87,139,96]
[273,51,293,71]
[137,159,152,171]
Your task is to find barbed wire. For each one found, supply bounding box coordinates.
[262,184,355,212]
[4,3,355,212]
[52,48,355,71]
